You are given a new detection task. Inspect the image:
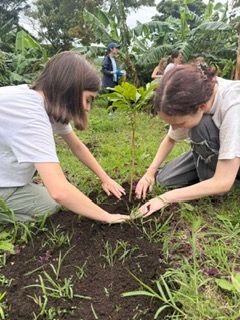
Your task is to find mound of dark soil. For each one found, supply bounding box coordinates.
[0,193,169,320]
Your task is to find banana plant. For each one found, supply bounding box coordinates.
[135,0,236,77]
[9,30,48,84]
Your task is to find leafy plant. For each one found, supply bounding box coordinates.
[0,292,7,320]
[6,30,48,85]
[216,272,240,294]
[0,231,14,253]
[138,213,173,243]
[75,261,88,280]
[122,271,187,319]
[42,224,72,250]
[29,294,76,319]
[0,274,13,287]
[26,270,91,300]
[0,254,7,269]
[49,248,73,280]
[0,200,37,250]
[105,81,157,201]
[102,240,139,267]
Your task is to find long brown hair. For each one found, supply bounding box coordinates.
[154,64,216,116]
[167,50,182,64]
[157,58,167,75]
[32,51,100,130]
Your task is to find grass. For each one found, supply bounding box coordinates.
[101,240,139,267]
[1,105,240,319]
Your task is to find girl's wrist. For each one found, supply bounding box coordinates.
[157,194,169,207]
[98,171,110,182]
[146,165,158,175]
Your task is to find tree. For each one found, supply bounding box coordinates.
[26,0,105,53]
[154,0,206,24]
[26,0,155,54]
[0,0,28,30]
[0,0,28,51]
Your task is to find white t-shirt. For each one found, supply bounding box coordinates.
[164,63,175,74]
[167,77,240,160]
[0,84,72,187]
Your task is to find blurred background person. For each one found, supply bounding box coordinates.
[193,55,207,66]
[101,42,121,90]
[151,57,167,81]
[164,50,184,74]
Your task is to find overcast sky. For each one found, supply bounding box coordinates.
[127,6,157,27]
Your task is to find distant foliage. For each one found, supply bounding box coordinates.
[0,30,48,86]
[0,51,11,86]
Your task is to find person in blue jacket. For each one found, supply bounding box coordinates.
[101,42,121,89]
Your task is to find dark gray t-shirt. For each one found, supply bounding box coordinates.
[0,84,72,187]
[168,77,240,160]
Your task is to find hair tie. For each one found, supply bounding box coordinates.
[196,63,208,80]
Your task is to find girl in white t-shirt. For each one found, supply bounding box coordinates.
[0,51,129,224]
[136,64,240,216]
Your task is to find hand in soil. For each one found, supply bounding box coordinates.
[138,196,167,217]
[107,213,131,224]
[135,173,155,199]
[101,177,126,199]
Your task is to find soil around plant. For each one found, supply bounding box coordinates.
[0,192,171,320]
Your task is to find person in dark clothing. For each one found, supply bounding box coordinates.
[101,42,121,89]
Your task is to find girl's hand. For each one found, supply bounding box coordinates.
[138,196,168,217]
[101,177,126,199]
[135,173,155,199]
[106,214,130,224]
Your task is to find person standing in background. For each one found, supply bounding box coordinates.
[101,42,121,90]
[151,58,167,81]
[164,50,184,75]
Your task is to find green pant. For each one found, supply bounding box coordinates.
[0,183,60,222]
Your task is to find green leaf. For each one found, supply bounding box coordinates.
[154,305,170,319]
[181,202,195,212]
[122,290,155,298]
[121,82,137,101]
[15,30,44,54]
[215,278,235,292]
[231,273,240,293]
[0,240,14,253]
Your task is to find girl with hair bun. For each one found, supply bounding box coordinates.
[136,64,240,216]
